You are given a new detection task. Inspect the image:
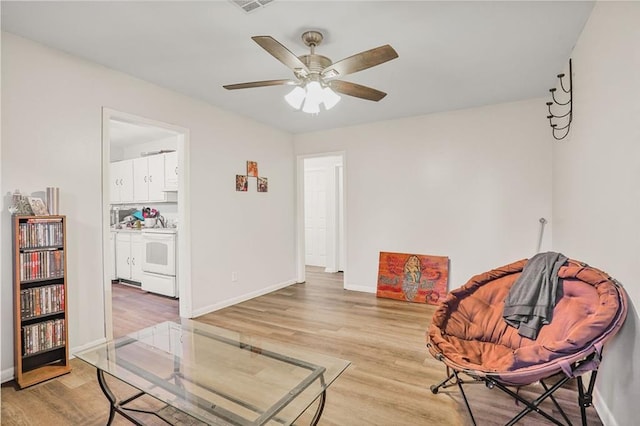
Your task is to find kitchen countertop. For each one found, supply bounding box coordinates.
[142,228,178,234]
[111,227,178,234]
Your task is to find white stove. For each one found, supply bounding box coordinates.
[141,228,177,297]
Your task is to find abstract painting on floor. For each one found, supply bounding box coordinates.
[376,251,449,304]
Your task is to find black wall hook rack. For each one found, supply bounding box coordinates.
[546,59,572,140]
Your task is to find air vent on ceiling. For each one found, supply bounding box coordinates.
[230,0,274,13]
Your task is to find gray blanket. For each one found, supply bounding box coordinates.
[503,251,568,340]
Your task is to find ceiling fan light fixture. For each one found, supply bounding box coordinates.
[285,81,341,113]
[302,97,321,114]
[285,86,305,109]
[304,81,324,105]
[322,87,341,110]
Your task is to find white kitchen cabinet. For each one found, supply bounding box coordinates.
[164,151,178,191]
[116,232,144,282]
[131,233,144,282]
[111,155,175,204]
[110,160,134,204]
[133,155,171,202]
[116,233,131,280]
[133,157,147,201]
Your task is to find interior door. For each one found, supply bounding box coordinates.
[304,168,327,267]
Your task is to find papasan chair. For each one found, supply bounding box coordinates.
[426,253,628,426]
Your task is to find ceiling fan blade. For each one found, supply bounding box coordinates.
[251,36,310,77]
[329,80,387,102]
[223,79,295,90]
[322,45,398,79]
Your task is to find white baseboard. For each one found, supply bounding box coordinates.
[191,279,296,318]
[594,388,618,426]
[344,283,375,293]
[1,367,15,384]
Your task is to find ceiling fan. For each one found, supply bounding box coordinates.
[223,30,399,113]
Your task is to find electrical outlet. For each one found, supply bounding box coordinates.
[231,272,238,282]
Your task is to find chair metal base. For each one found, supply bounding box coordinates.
[430,365,597,426]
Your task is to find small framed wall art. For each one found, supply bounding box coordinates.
[235,175,248,192]
[247,161,258,177]
[257,177,268,192]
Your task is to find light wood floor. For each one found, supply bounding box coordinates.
[111,282,180,338]
[1,267,603,425]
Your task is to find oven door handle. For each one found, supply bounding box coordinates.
[142,234,175,242]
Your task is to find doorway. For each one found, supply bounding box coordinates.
[297,153,346,285]
[101,108,192,339]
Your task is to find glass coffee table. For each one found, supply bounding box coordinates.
[75,320,350,425]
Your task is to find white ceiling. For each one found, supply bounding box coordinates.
[109,119,178,148]
[1,1,594,134]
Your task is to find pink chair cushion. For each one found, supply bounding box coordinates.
[428,259,623,374]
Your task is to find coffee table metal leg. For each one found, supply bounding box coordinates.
[97,369,118,425]
[310,390,326,426]
[96,369,146,426]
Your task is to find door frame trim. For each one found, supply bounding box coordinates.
[295,151,347,286]
[101,108,192,340]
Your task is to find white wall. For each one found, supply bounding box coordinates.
[552,3,640,425]
[1,32,296,378]
[295,99,553,292]
[119,135,178,161]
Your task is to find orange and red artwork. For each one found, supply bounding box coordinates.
[376,252,449,305]
[247,161,258,177]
